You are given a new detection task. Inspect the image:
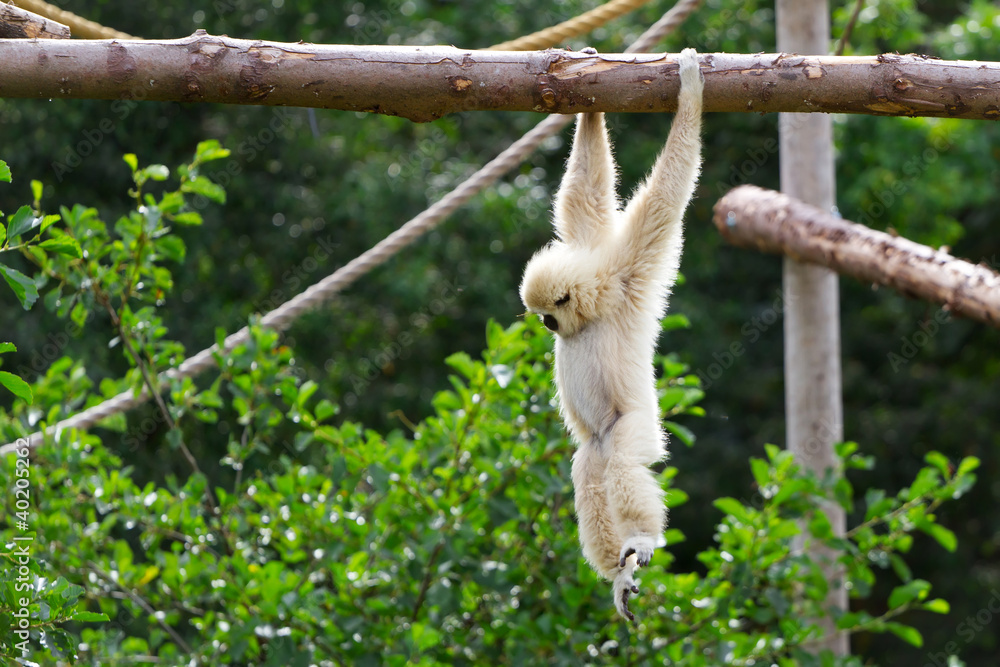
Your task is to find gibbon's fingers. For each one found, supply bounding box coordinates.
[619,542,653,568]
[621,48,703,280]
[613,564,641,623]
[552,112,619,248]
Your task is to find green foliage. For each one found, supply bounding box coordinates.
[0,303,978,663]
[0,157,979,660]
[0,2,996,664]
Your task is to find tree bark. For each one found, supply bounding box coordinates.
[714,185,1000,328]
[776,0,847,657]
[0,32,999,121]
[0,3,69,39]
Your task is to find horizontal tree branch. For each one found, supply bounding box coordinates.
[1,32,999,120]
[712,185,1000,328]
[0,3,69,39]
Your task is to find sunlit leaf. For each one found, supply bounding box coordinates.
[0,370,32,403]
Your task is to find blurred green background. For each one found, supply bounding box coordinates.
[1,0,999,663]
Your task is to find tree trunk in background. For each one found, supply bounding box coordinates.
[776,0,849,656]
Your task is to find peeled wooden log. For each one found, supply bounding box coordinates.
[0,3,69,39]
[0,34,1000,120]
[713,185,1000,327]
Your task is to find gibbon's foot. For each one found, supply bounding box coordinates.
[619,534,656,568]
[613,567,641,623]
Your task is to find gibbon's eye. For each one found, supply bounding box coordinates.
[542,314,559,332]
[555,294,570,307]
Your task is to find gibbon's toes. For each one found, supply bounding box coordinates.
[613,570,641,624]
[678,48,704,86]
[581,46,598,54]
[619,535,656,568]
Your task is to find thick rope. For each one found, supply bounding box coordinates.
[10,0,135,39]
[488,0,653,51]
[1,0,703,455]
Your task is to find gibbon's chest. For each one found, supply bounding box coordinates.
[554,322,624,443]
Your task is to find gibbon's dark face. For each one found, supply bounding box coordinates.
[542,293,570,332]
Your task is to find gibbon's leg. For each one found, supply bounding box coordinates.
[604,411,667,621]
[570,444,622,578]
[552,112,620,248]
[605,410,666,566]
[621,48,704,286]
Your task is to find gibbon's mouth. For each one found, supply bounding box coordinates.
[542,314,559,332]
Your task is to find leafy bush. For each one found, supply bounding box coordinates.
[0,154,978,665]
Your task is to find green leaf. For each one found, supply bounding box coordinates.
[39,214,61,234]
[181,175,226,204]
[922,598,950,614]
[909,467,941,498]
[956,456,980,477]
[886,621,923,647]
[141,164,170,181]
[30,179,43,203]
[0,264,39,309]
[7,204,39,239]
[665,488,689,508]
[661,313,691,331]
[315,399,338,422]
[919,521,957,552]
[172,211,203,226]
[445,352,476,379]
[0,370,33,403]
[195,139,231,162]
[155,235,186,263]
[38,236,83,258]
[0,341,14,353]
[664,421,696,447]
[750,457,770,489]
[714,497,750,523]
[834,440,858,458]
[924,451,950,475]
[888,579,930,609]
[123,154,138,172]
[0,160,10,182]
[889,554,913,582]
[70,611,110,622]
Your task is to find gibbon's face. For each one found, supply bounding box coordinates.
[519,243,604,338]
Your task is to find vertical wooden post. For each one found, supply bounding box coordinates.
[776,0,848,656]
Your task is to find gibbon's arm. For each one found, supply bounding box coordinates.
[552,112,620,248]
[621,49,704,284]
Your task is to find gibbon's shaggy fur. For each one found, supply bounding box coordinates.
[520,48,704,622]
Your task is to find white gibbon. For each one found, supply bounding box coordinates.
[519,48,704,622]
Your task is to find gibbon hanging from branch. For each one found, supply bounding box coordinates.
[520,48,703,622]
